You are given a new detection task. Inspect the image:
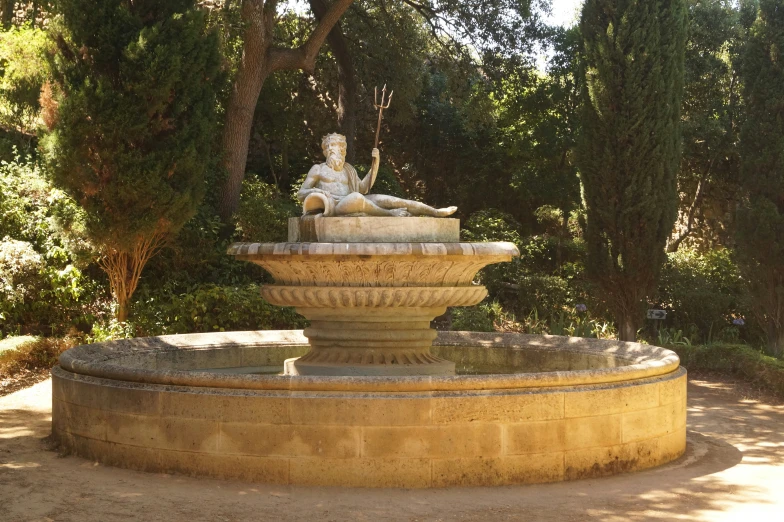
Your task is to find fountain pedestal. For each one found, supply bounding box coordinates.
[229,217,518,376]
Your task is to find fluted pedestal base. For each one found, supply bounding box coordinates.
[284,307,456,376]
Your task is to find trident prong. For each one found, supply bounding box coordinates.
[373,84,393,148]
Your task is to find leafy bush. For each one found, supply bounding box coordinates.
[0,238,43,308]
[655,248,750,344]
[451,304,496,332]
[131,283,305,336]
[234,177,297,243]
[0,237,104,337]
[672,343,784,397]
[0,154,105,337]
[0,25,48,136]
[462,209,522,245]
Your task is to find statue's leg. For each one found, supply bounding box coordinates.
[334,192,405,217]
[366,194,457,217]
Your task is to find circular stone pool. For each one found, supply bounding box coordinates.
[52,330,686,487]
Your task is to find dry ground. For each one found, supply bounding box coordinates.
[1,375,782,521]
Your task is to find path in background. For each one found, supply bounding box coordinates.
[1,376,782,521]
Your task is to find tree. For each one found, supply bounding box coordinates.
[215,0,551,223]
[42,0,220,322]
[737,0,784,356]
[577,0,687,341]
[668,0,757,253]
[217,0,354,223]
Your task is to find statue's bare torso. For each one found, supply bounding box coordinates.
[311,164,352,198]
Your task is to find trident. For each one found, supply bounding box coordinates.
[373,84,393,148]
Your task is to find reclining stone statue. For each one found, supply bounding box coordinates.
[297,133,457,217]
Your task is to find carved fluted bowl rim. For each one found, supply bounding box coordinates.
[261,285,488,308]
[228,241,520,259]
[58,330,681,393]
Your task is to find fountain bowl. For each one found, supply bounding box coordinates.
[52,330,686,487]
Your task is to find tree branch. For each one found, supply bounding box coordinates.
[668,161,712,253]
[268,0,354,73]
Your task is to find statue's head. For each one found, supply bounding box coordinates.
[321,133,347,171]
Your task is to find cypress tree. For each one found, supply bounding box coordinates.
[737,0,784,356]
[42,0,220,321]
[577,0,687,341]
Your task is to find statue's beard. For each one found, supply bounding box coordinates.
[326,153,344,171]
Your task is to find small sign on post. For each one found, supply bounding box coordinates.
[647,309,667,320]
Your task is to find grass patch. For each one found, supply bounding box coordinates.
[671,343,784,397]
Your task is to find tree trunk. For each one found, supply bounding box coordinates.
[117,296,129,323]
[2,0,15,28]
[771,330,784,358]
[618,314,637,342]
[217,0,355,224]
[281,140,289,186]
[99,235,166,323]
[218,0,270,224]
[309,0,357,162]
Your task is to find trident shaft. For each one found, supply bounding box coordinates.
[374,84,393,148]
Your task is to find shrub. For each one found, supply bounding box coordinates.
[234,177,297,243]
[672,343,784,397]
[130,283,305,336]
[655,248,749,344]
[0,238,43,306]
[0,154,105,337]
[451,304,496,332]
[462,209,522,245]
[0,25,48,135]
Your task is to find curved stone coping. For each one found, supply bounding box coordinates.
[58,330,680,393]
[227,241,520,258]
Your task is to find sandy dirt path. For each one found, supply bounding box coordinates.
[1,376,782,521]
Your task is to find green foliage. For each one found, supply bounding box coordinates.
[656,327,693,347]
[42,0,220,253]
[736,0,784,356]
[548,307,616,339]
[462,209,523,245]
[451,303,498,332]
[0,24,48,135]
[655,248,749,344]
[234,177,298,243]
[673,0,746,251]
[672,343,784,396]
[0,237,104,337]
[0,239,43,321]
[130,284,305,337]
[0,153,104,337]
[578,0,688,340]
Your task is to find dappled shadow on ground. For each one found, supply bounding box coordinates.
[0,378,782,521]
[688,378,784,467]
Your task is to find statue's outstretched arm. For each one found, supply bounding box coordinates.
[359,148,380,194]
[297,165,325,203]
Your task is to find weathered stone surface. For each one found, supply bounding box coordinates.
[288,216,460,243]
[51,332,687,487]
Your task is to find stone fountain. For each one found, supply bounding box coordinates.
[51,135,687,487]
[229,218,516,376]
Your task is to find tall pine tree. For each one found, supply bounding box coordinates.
[42,0,220,321]
[737,0,784,356]
[578,0,687,341]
